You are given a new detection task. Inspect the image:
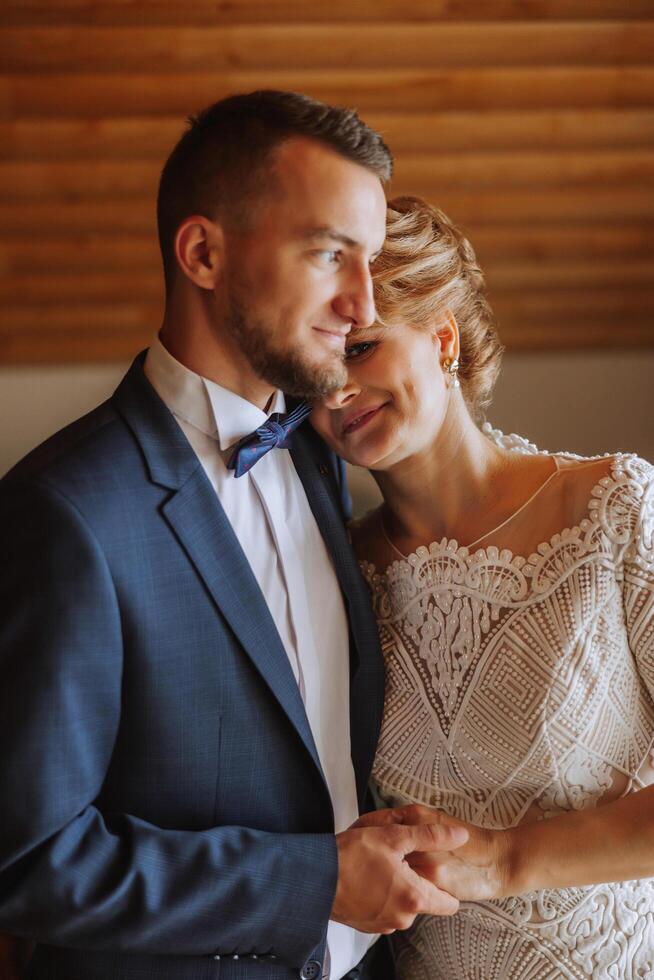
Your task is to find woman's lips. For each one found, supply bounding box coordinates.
[342,405,385,436]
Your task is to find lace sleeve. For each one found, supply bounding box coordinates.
[621,457,654,699]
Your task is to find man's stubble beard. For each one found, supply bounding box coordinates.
[224,288,348,399]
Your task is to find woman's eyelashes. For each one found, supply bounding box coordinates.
[344,340,379,361]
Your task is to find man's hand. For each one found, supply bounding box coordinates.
[331,813,468,933]
[360,804,511,903]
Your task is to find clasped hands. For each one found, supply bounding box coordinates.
[331,804,510,934]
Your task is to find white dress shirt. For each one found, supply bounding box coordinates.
[144,339,373,978]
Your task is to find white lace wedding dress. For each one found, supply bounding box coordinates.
[361,431,654,980]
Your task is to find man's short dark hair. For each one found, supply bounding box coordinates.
[156,89,393,290]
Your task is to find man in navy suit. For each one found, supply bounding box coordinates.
[0,91,466,980]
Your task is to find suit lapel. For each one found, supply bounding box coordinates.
[113,355,324,777]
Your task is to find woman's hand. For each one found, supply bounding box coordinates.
[353,804,511,902]
[359,785,654,902]
[405,818,509,902]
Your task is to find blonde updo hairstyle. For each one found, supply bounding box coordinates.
[373,196,504,423]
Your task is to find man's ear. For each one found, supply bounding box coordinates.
[433,310,460,361]
[173,215,224,290]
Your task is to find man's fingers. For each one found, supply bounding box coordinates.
[390,804,441,826]
[391,804,469,834]
[351,807,404,829]
[411,868,460,917]
[399,821,468,855]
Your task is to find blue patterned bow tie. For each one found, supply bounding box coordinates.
[226,401,313,478]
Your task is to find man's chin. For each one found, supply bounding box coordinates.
[263,354,347,399]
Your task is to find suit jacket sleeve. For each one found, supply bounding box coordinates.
[0,477,337,964]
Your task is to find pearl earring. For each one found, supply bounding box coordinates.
[443,356,460,389]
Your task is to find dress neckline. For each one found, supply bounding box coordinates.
[367,452,622,582]
[380,454,561,561]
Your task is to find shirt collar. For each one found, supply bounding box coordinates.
[144,337,286,451]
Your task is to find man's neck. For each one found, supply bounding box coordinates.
[159,317,275,412]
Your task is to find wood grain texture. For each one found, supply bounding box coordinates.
[3,188,652,237]
[4,150,653,199]
[2,1,653,27]
[1,2,652,362]
[3,111,654,160]
[2,22,653,73]
[3,68,653,118]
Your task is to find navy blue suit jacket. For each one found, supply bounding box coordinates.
[0,354,386,980]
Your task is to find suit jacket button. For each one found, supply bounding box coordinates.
[300,960,322,979]
[319,464,329,476]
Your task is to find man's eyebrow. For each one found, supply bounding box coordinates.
[304,227,385,258]
[303,227,359,248]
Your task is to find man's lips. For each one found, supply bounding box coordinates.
[313,326,349,348]
[341,404,386,436]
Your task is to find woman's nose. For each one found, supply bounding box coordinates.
[321,376,361,410]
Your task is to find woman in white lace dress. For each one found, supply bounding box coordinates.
[311,196,654,980]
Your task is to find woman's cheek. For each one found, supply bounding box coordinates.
[308,409,331,443]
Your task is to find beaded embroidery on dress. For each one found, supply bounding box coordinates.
[361,430,654,980]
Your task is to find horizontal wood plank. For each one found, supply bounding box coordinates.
[3,188,652,236]
[370,110,654,153]
[2,23,653,73]
[3,68,653,119]
[3,110,654,161]
[0,271,164,303]
[485,259,654,290]
[2,1,653,28]
[0,302,162,335]
[435,188,654,224]
[472,226,654,260]
[0,200,159,234]
[395,150,654,191]
[0,117,184,160]
[491,287,654,318]
[497,317,654,350]
[0,330,152,363]
[4,150,653,199]
[0,237,160,274]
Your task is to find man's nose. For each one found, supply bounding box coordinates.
[333,261,376,328]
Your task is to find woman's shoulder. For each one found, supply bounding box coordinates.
[545,451,652,562]
[483,423,650,475]
[589,453,654,553]
[484,423,652,513]
[558,451,653,502]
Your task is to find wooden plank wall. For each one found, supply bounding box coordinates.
[0,0,653,363]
